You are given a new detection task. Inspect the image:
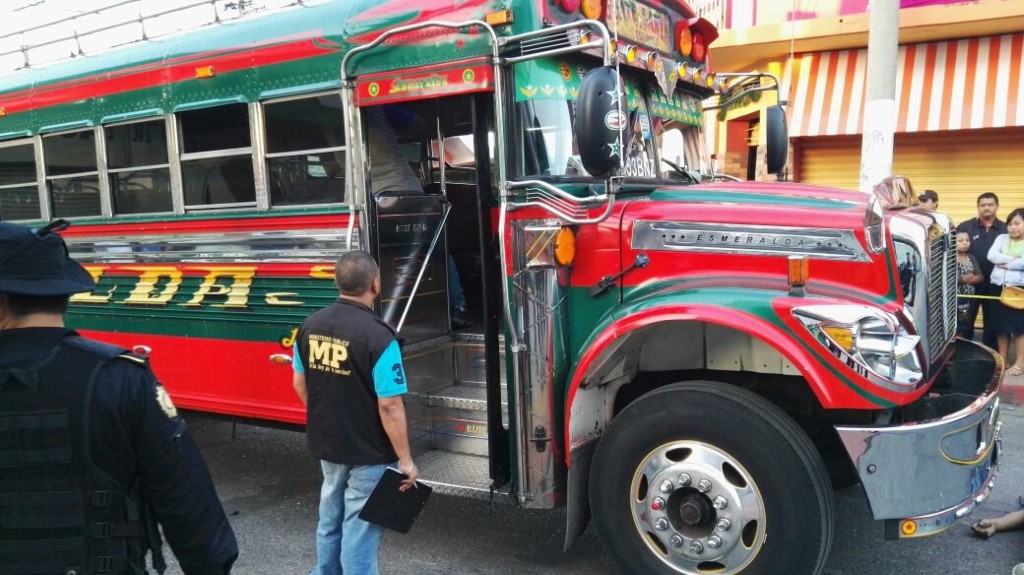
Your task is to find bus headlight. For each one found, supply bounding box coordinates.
[794,305,923,389]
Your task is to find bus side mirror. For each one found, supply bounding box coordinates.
[575,67,630,178]
[765,104,788,175]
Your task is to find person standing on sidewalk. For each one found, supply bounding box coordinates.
[292,250,418,575]
[959,192,1007,348]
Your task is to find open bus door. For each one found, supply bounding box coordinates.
[357,89,512,500]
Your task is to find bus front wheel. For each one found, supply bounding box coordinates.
[590,381,834,575]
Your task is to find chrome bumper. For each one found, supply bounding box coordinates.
[835,338,1003,539]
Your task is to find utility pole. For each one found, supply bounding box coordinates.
[859,0,900,193]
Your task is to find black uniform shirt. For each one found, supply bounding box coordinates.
[296,299,407,465]
[0,328,238,575]
[959,217,1007,281]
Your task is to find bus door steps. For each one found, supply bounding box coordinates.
[416,449,516,504]
[408,384,507,457]
[453,330,506,388]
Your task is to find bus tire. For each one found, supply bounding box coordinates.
[590,381,834,575]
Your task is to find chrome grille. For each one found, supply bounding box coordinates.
[926,230,957,359]
[516,28,583,58]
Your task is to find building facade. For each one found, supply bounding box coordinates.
[701,0,1024,224]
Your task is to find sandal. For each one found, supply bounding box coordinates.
[1007,365,1024,376]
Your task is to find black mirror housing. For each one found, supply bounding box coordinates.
[765,104,788,174]
[574,67,629,178]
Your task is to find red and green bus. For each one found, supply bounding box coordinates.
[0,1,1003,573]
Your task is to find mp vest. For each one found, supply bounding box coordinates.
[0,337,149,575]
[298,300,399,465]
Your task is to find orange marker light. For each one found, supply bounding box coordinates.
[554,227,576,266]
[484,10,514,26]
[788,255,808,287]
[900,520,918,537]
[677,24,693,57]
[195,65,216,79]
[581,0,603,19]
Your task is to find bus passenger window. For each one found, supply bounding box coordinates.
[179,104,255,208]
[264,94,346,206]
[43,130,101,218]
[106,120,172,215]
[0,141,41,221]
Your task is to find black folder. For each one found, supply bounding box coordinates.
[358,467,432,533]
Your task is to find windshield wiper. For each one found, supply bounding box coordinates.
[661,158,700,184]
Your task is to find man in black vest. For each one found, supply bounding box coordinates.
[0,220,237,574]
[958,192,1007,349]
[292,250,417,575]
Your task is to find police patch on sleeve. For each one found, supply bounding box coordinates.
[155,384,179,419]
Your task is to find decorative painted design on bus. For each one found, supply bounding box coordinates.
[355,61,494,105]
[70,264,333,308]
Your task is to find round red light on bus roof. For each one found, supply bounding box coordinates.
[559,0,582,13]
[692,32,707,62]
[677,25,693,58]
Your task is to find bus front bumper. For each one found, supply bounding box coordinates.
[835,338,1003,539]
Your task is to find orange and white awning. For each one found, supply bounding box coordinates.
[785,33,1024,137]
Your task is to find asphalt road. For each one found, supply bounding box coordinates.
[160,407,1024,575]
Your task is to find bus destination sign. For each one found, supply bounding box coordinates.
[611,0,671,53]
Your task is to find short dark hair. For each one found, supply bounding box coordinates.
[334,251,379,296]
[918,189,938,203]
[978,192,999,205]
[0,292,69,318]
[1007,208,1024,226]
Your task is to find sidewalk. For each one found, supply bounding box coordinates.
[1000,364,1024,405]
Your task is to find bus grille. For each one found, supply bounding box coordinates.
[926,230,957,359]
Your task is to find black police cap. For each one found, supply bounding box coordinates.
[0,220,96,297]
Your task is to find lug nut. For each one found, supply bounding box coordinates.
[697,479,712,493]
[707,535,723,549]
[669,534,684,548]
[717,518,731,531]
[651,497,666,511]
[660,480,674,494]
[655,518,669,531]
[713,496,728,510]
[678,473,691,487]
[689,540,704,554]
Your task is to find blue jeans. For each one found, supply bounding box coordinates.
[312,461,391,575]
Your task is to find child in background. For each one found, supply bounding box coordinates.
[956,231,984,339]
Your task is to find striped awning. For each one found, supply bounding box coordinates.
[785,33,1024,137]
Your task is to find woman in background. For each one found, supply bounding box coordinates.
[987,207,1024,374]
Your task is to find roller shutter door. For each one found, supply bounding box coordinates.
[797,128,1024,225]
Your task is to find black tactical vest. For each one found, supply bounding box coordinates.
[0,337,147,575]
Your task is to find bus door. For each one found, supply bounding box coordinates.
[360,91,512,498]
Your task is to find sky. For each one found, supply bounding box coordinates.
[0,0,312,74]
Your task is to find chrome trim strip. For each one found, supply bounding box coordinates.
[836,339,1002,522]
[167,115,185,215]
[511,220,570,510]
[250,101,270,211]
[33,135,50,220]
[66,228,353,263]
[95,125,113,218]
[632,221,870,261]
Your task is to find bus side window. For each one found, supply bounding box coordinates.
[264,93,346,206]
[0,141,41,221]
[179,103,256,208]
[43,129,102,218]
[106,119,173,215]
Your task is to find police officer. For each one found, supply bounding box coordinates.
[0,221,238,574]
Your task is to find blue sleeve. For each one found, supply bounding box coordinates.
[372,339,407,398]
[292,341,305,374]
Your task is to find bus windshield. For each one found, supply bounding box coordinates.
[514,59,711,182]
